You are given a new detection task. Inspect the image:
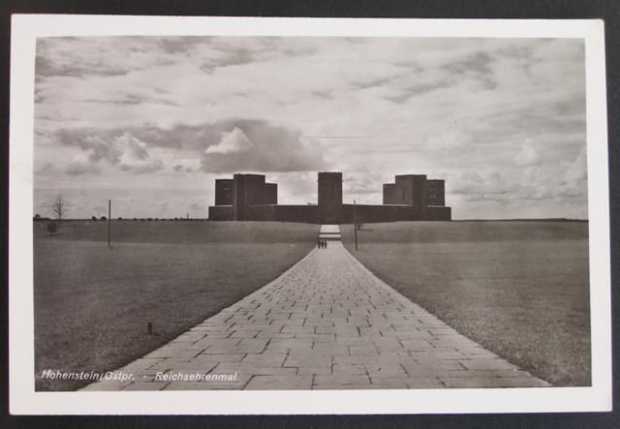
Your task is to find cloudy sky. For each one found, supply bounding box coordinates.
[33,36,587,219]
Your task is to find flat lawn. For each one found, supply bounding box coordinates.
[341,221,590,386]
[34,221,318,391]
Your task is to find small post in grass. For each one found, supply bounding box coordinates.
[108,199,111,248]
[147,322,153,335]
[354,199,358,251]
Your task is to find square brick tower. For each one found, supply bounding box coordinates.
[395,174,427,219]
[232,174,266,220]
[426,179,445,206]
[318,172,343,224]
[214,179,234,206]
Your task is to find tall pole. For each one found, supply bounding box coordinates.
[108,199,111,248]
[354,199,358,251]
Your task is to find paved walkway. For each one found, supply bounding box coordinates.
[82,226,549,391]
[319,224,342,241]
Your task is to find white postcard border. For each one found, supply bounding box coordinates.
[9,15,611,415]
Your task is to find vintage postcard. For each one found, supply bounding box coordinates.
[9,15,611,414]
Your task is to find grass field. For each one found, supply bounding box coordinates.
[341,221,590,386]
[34,221,319,391]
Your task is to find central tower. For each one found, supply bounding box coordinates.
[318,172,343,224]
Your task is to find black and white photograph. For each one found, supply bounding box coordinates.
[9,15,611,415]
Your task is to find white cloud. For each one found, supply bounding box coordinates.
[205,127,253,154]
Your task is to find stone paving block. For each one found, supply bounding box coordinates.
[236,338,270,353]
[145,348,201,359]
[281,326,316,335]
[404,377,446,389]
[123,358,164,371]
[284,353,332,368]
[246,375,313,390]
[200,331,233,339]
[266,312,292,320]
[382,331,433,340]
[364,364,407,377]
[81,381,134,391]
[400,339,432,351]
[311,384,366,390]
[314,375,371,387]
[200,338,241,350]
[241,353,287,367]
[349,345,379,356]
[148,358,217,372]
[359,327,391,336]
[122,382,170,391]
[264,339,313,352]
[317,326,358,335]
[333,364,366,375]
[371,338,401,349]
[163,376,249,390]
[297,367,333,375]
[256,332,295,339]
[187,338,217,351]
[459,358,518,371]
[134,370,171,382]
[304,318,334,327]
[312,344,349,356]
[402,360,466,375]
[294,333,336,343]
[367,377,410,389]
[334,354,409,367]
[457,348,497,358]
[478,369,538,378]
[215,362,297,376]
[411,350,465,360]
[377,351,415,359]
[173,331,208,340]
[334,336,375,346]
[229,330,260,338]
[439,376,549,388]
[192,354,246,364]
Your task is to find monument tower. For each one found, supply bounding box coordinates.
[318,172,343,224]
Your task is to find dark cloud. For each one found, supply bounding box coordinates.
[36,37,180,79]
[199,48,256,73]
[445,52,494,76]
[35,43,130,79]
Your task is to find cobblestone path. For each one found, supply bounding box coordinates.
[82,226,550,391]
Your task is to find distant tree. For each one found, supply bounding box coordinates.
[100,215,107,221]
[46,221,58,235]
[147,217,153,221]
[52,195,67,225]
[133,217,137,221]
[118,217,123,221]
[33,214,41,221]
[91,216,97,222]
